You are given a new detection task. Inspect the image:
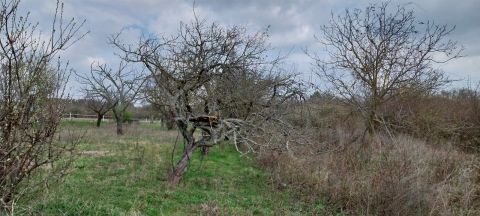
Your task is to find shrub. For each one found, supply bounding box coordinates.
[381,90,480,152]
[0,0,85,213]
[123,111,133,123]
[258,127,480,215]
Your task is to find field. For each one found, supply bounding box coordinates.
[16,120,325,215]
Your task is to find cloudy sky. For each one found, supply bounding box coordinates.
[21,0,480,96]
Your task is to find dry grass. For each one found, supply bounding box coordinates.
[259,129,480,215]
[381,94,480,152]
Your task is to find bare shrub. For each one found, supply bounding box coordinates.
[0,0,86,213]
[381,87,480,152]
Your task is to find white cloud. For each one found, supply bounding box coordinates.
[86,56,107,67]
[443,55,480,83]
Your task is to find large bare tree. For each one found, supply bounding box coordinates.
[0,0,85,213]
[111,16,300,185]
[77,61,146,135]
[311,2,461,135]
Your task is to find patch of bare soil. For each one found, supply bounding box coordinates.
[80,150,111,157]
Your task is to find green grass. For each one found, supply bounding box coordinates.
[17,121,321,215]
[60,118,108,128]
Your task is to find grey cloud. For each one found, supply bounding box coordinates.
[18,0,480,95]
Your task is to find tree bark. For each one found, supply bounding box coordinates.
[169,140,197,185]
[201,146,209,156]
[96,114,103,127]
[113,108,124,135]
[367,110,376,136]
[116,119,123,135]
[169,117,198,185]
[166,118,175,130]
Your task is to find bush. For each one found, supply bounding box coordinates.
[123,111,133,123]
[381,90,480,152]
[0,0,84,213]
[258,131,480,215]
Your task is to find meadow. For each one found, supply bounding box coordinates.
[16,120,326,215]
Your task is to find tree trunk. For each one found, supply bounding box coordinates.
[116,119,123,135]
[201,146,209,156]
[166,118,175,130]
[96,114,103,127]
[169,141,197,185]
[161,110,176,130]
[367,110,376,136]
[169,117,197,185]
[362,107,381,147]
[366,99,379,136]
[113,108,124,135]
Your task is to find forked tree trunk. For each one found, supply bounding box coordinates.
[169,117,198,185]
[169,140,198,185]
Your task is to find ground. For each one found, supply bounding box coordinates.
[16,120,326,215]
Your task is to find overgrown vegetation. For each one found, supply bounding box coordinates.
[256,89,480,215]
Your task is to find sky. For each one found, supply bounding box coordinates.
[20,0,480,97]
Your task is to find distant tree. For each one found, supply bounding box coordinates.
[77,61,146,135]
[85,94,115,127]
[311,2,461,135]
[132,104,162,123]
[0,0,85,213]
[142,79,176,129]
[63,98,88,115]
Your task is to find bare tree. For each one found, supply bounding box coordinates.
[111,16,300,185]
[0,0,86,213]
[84,93,114,127]
[76,61,146,135]
[311,2,461,135]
